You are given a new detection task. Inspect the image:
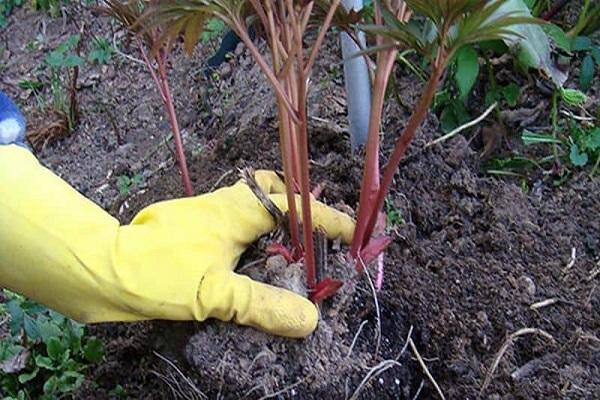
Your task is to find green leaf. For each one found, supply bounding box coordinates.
[18,367,39,383]
[502,83,520,106]
[23,314,40,340]
[46,337,66,361]
[7,300,24,336]
[455,45,479,99]
[496,0,567,87]
[56,370,85,393]
[580,55,595,91]
[569,144,588,166]
[38,321,62,343]
[590,128,600,149]
[83,338,104,363]
[592,47,600,66]
[543,24,571,52]
[35,354,56,370]
[43,375,59,395]
[521,130,562,145]
[572,36,592,52]
[45,51,65,67]
[63,54,84,68]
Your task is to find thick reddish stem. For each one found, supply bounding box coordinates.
[361,66,444,246]
[350,50,397,256]
[157,59,194,196]
[276,99,302,253]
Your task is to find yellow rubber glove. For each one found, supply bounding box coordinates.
[0,145,354,338]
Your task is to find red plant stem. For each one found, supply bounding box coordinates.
[360,66,444,247]
[276,99,303,253]
[303,0,340,76]
[350,49,398,256]
[294,30,317,291]
[157,57,194,197]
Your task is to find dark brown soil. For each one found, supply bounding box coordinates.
[1,2,599,400]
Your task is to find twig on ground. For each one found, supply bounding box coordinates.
[409,338,446,400]
[210,169,234,192]
[425,102,497,148]
[480,328,555,395]
[562,247,577,277]
[530,298,559,310]
[112,32,145,65]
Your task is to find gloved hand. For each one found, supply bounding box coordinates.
[0,145,354,338]
[0,91,27,147]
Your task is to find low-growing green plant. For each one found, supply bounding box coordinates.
[32,0,64,17]
[0,291,104,400]
[116,173,143,195]
[43,34,84,131]
[88,37,115,64]
[0,0,23,27]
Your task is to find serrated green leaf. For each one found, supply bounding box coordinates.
[38,320,62,343]
[83,338,104,363]
[587,128,600,150]
[579,54,595,91]
[46,337,66,360]
[569,144,588,166]
[455,45,479,99]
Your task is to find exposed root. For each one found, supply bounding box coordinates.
[152,351,207,400]
[409,338,446,400]
[349,359,402,400]
[480,328,555,395]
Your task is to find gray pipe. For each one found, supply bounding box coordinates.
[341,0,372,151]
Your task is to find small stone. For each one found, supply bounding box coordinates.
[519,276,536,297]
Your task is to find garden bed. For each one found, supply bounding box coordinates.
[1,2,599,399]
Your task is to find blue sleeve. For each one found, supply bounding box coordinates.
[0,91,27,148]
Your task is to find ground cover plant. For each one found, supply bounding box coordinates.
[0,0,599,398]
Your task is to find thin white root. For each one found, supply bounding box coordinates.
[409,339,446,400]
[480,328,555,395]
[426,102,498,148]
[360,257,382,359]
[347,320,369,358]
[349,359,402,400]
[153,351,207,400]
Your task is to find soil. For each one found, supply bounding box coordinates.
[1,2,599,399]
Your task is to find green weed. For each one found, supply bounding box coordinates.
[0,291,104,400]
